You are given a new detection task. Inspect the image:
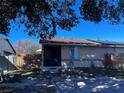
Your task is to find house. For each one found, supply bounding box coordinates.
[40,38,124,69]
[0,38,17,71]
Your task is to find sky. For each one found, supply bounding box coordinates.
[2,20,124,45]
[56,21,124,41]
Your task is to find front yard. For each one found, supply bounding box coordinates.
[1,68,124,93]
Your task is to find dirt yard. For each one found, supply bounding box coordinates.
[1,69,124,93]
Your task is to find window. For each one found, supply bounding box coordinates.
[74,47,79,59]
[70,47,79,60]
[70,47,74,59]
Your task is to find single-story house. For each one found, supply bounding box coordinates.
[40,38,124,69]
[0,38,17,71]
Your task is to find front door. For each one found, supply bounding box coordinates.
[44,45,61,67]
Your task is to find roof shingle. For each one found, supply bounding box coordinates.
[40,38,100,45]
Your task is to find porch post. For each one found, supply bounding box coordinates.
[40,37,46,69]
[41,43,44,68]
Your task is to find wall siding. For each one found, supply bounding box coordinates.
[115,48,124,54]
[61,46,116,60]
[79,47,114,59]
[61,46,124,68]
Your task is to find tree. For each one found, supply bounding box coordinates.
[22,54,41,70]
[0,0,78,38]
[15,39,40,54]
[0,0,124,38]
[80,0,122,24]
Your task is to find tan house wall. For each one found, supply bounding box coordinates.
[79,47,115,58]
[61,46,115,60]
[115,48,124,54]
[61,46,124,68]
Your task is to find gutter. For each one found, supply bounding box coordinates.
[5,39,16,55]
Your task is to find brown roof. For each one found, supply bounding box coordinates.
[41,38,100,45]
[40,38,124,47]
[0,38,16,54]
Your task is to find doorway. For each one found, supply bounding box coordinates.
[43,45,61,67]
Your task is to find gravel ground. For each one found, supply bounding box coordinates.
[1,71,124,93]
[0,74,57,93]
